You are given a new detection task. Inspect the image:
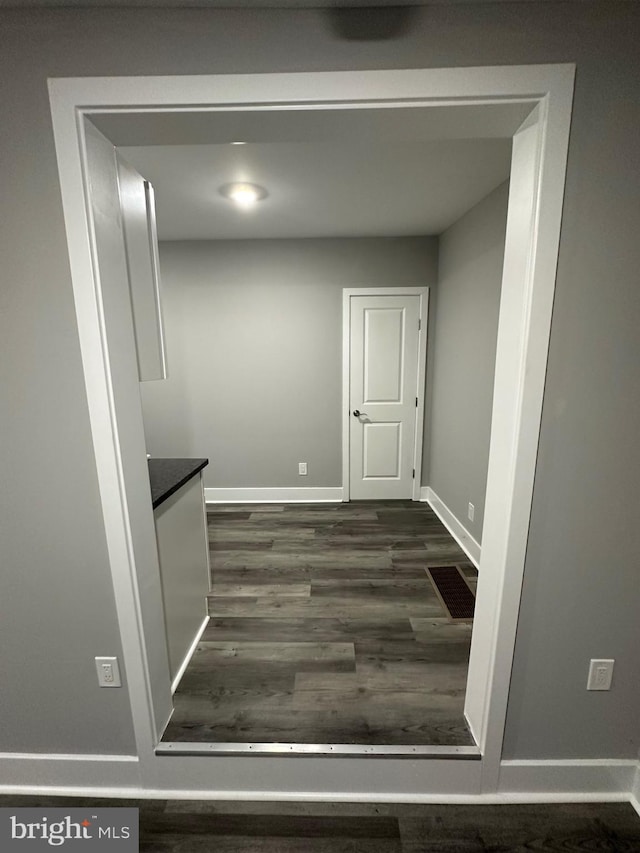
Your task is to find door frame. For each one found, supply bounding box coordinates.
[342,286,429,502]
[48,65,574,797]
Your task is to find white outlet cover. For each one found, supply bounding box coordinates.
[95,655,122,688]
[587,658,614,691]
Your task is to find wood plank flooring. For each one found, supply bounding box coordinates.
[163,501,477,745]
[3,797,639,852]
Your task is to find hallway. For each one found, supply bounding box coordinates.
[163,501,477,746]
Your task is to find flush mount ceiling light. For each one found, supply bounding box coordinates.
[219,182,268,208]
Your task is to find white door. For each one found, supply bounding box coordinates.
[349,294,422,499]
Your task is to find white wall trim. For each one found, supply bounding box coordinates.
[205,487,343,504]
[423,486,481,567]
[48,64,575,795]
[499,759,638,798]
[0,754,634,803]
[0,768,634,803]
[0,789,631,804]
[464,86,573,790]
[3,753,634,805]
[631,763,640,817]
[0,753,140,791]
[412,291,430,501]
[171,616,209,695]
[341,286,351,502]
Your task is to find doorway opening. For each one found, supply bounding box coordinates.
[49,66,574,794]
[102,118,506,752]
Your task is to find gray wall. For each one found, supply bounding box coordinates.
[140,238,438,489]
[1,2,639,762]
[428,182,509,543]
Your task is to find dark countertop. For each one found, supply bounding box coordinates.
[148,458,208,509]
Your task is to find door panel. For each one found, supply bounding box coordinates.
[349,294,421,499]
[364,308,404,402]
[363,421,402,478]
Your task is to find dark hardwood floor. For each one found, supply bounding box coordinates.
[163,501,477,746]
[3,797,639,852]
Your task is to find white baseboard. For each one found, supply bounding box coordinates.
[0,755,637,803]
[421,487,481,568]
[499,759,637,798]
[171,615,209,695]
[205,487,343,504]
[0,753,140,792]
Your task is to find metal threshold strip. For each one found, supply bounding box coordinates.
[155,742,481,759]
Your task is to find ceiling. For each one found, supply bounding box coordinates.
[121,139,512,241]
[93,102,528,241]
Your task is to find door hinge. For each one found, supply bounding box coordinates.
[416,397,418,407]
[418,319,421,331]
[412,469,415,479]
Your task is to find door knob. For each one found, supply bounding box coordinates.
[353,409,363,417]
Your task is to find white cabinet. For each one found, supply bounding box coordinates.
[153,472,210,687]
[117,156,167,381]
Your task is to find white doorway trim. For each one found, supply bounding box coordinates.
[48,65,574,796]
[342,286,429,502]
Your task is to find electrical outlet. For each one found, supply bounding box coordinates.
[468,502,475,522]
[298,462,308,476]
[587,658,614,691]
[95,656,121,688]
